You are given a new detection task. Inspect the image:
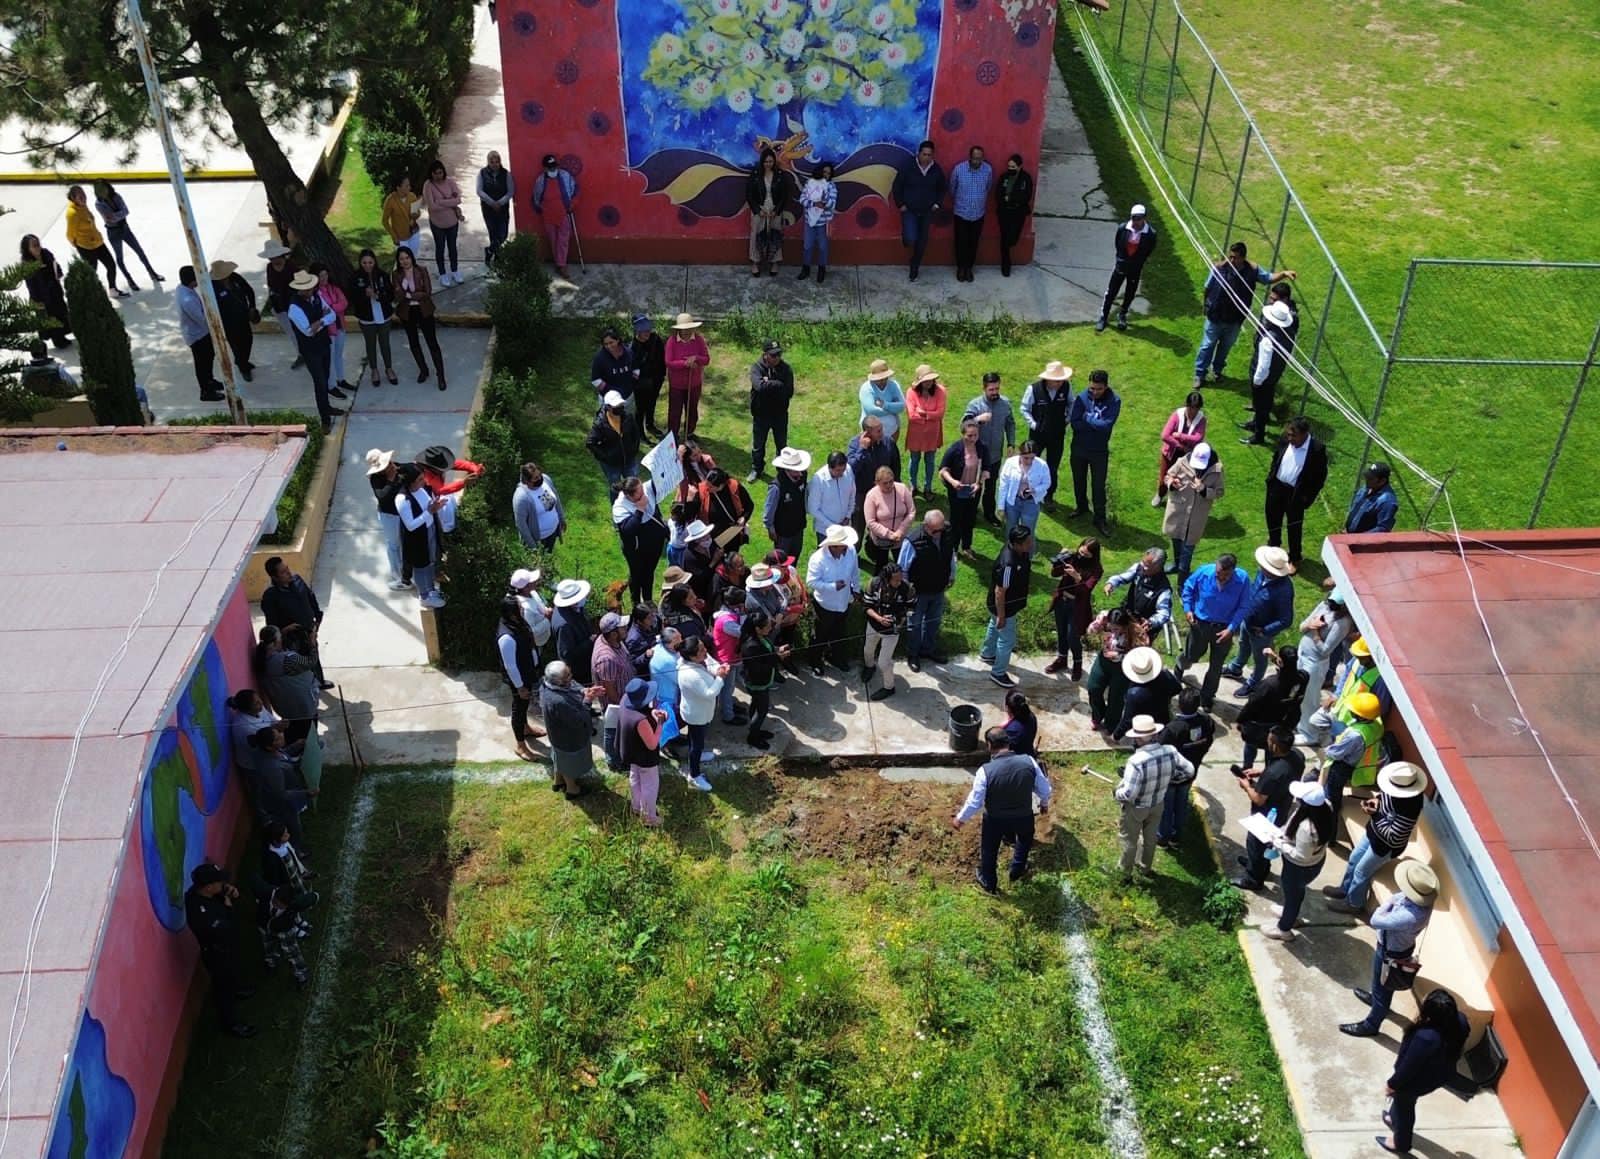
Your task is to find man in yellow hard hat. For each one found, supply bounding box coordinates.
[1322,690,1384,822]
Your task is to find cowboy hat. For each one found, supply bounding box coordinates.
[1038,360,1073,381]
[289,270,319,292]
[624,678,657,709]
[912,363,940,386]
[867,358,895,381]
[822,524,859,548]
[364,448,395,476]
[508,567,542,590]
[1349,692,1383,721]
[1262,301,1295,329]
[661,566,692,590]
[1289,780,1327,807]
[553,579,591,608]
[1377,761,1429,799]
[682,519,713,543]
[1189,442,1213,471]
[257,240,291,260]
[1395,860,1439,906]
[747,563,780,589]
[671,312,702,329]
[1254,545,1293,577]
[1126,713,1162,741]
[772,446,812,474]
[1350,637,1372,658]
[208,259,237,280]
[1121,646,1163,685]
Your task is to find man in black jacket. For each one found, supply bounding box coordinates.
[185,863,256,1038]
[629,314,667,440]
[748,339,795,481]
[586,391,642,489]
[209,258,258,381]
[890,140,946,282]
[261,556,333,690]
[1097,205,1157,332]
[1264,416,1328,564]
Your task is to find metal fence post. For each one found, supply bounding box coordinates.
[1529,316,1600,527]
[1116,0,1131,56]
[1135,0,1161,111]
[1159,11,1182,153]
[1221,123,1253,249]
[1300,270,1339,415]
[1354,261,1418,488]
[1269,190,1292,274]
[1188,65,1217,204]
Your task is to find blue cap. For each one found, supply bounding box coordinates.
[632,314,653,331]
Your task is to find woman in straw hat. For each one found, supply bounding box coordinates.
[858,359,906,443]
[904,365,947,498]
[1340,860,1439,1040]
[665,313,709,439]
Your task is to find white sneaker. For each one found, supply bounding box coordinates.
[422,592,447,609]
[454,269,468,284]
[689,774,713,792]
[1262,926,1295,942]
[1270,904,1284,917]
[388,578,412,591]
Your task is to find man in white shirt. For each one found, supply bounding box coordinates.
[1263,416,1328,564]
[805,523,861,676]
[806,451,856,551]
[285,269,342,432]
[998,442,1052,535]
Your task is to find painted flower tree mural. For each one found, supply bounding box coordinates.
[624,0,942,217]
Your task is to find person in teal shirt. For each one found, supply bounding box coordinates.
[858,358,907,442]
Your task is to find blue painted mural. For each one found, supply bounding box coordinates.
[138,726,208,933]
[176,639,231,816]
[46,1012,135,1159]
[621,0,942,216]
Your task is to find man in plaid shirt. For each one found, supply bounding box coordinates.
[1114,714,1194,882]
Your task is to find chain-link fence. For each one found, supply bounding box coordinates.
[1070,0,1600,531]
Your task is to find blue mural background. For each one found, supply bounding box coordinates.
[46,1012,135,1159]
[138,726,207,933]
[176,639,231,816]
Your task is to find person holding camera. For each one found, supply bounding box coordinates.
[185,864,257,1038]
[1045,537,1103,680]
[748,340,795,481]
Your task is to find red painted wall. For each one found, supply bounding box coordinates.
[498,0,1055,265]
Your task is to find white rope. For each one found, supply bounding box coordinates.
[0,442,289,1155]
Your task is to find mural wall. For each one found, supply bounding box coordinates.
[46,588,254,1159]
[500,0,1058,264]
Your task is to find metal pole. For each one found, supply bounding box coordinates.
[1354,260,1420,486]
[1421,466,1456,530]
[125,0,247,424]
[1134,0,1160,111]
[1299,270,1338,415]
[1116,0,1131,57]
[1529,316,1600,527]
[1269,189,1291,274]
[1188,66,1216,204]
[1221,123,1252,247]
[1159,11,1181,153]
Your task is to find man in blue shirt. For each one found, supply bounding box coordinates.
[1177,552,1250,710]
[1222,545,1296,695]
[1345,461,1399,534]
[1194,241,1296,389]
[948,146,994,284]
[1068,369,1121,536]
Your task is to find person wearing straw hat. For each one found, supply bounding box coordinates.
[748,339,795,481]
[952,726,1053,894]
[1096,204,1157,333]
[209,258,258,382]
[680,519,721,604]
[904,364,948,498]
[1262,778,1336,941]
[805,524,861,677]
[1240,289,1300,445]
[660,566,708,639]
[551,579,595,684]
[1112,645,1180,743]
[858,359,907,443]
[665,313,710,439]
[1113,714,1193,884]
[286,268,342,432]
[1021,361,1073,502]
[998,441,1053,536]
[258,239,304,368]
[763,447,812,561]
[367,449,415,591]
[1326,761,1429,915]
[176,266,224,402]
[618,678,667,826]
[1221,545,1296,696]
[1340,860,1439,1038]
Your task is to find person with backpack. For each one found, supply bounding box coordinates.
[1379,988,1470,1155]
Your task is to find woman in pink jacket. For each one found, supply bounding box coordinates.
[312,264,352,393]
[1154,389,1206,506]
[665,312,710,439]
[903,364,948,498]
[422,159,464,286]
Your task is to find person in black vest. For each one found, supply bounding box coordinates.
[748,339,795,481]
[890,140,946,282]
[1103,547,1174,636]
[477,150,515,265]
[1264,416,1328,564]
[897,509,956,672]
[185,863,256,1038]
[630,314,667,440]
[1097,205,1157,332]
[612,476,670,607]
[1020,360,1073,503]
[496,595,546,762]
[1240,287,1300,445]
[763,446,812,561]
[397,473,448,609]
[618,677,667,826]
[286,269,342,432]
[952,726,1054,893]
[1194,241,1296,389]
[208,259,258,382]
[980,524,1035,689]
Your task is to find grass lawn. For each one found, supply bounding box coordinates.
[319,117,391,259]
[162,755,1301,1158]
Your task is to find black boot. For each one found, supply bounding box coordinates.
[797,265,810,281]
[817,267,827,284]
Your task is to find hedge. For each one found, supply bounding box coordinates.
[65,259,143,426]
[355,3,475,190]
[486,233,553,377]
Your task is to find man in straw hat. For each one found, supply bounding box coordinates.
[367,449,414,590]
[1113,645,1181,743]
[1325,760,1428,915]
[665,312,709,439]
[208,258,258,381]
[1020,360,1073,503]
[952,726,1053,894]
[1340,860,1439,1038]
[1221,545,1297,696]
[286,268,342,432]
[748,340,795,481]
[805,524,861,677]
[551,579,595,684]
[858,358,907,443]
[1113,714,1193,884]
[258,238,303,368]
[763,447,812,561]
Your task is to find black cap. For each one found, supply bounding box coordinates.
[1365,461,1392,479]
[762,339,782,355]
[542,153,558,167]
[1007,524,1034,545]
[191,863,228,887]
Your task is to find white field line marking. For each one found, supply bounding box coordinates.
[1059,880,1147,1158]
[276,766,553,1159]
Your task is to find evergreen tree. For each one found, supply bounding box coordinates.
[65,260,144,426]
[0,206,51,421]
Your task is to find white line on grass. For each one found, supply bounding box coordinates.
[1059,879,1147,1158]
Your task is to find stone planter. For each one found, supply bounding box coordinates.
[242,417,346,601]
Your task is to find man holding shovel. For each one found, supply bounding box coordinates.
[953,727,1053,894]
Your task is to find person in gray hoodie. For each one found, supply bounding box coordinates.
[962,372,1016,526]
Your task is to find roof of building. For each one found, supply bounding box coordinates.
[0,427,304,1145]
[1328,529,1600,1094]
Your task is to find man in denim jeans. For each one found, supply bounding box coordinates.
[1221,545,1296,696]
[891,140,946,282]
[980,524,1035,689]
[1194,241,1296,388]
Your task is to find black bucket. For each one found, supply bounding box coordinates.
[948,704,982,752]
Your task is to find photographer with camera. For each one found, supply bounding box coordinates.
[1045,538,1103,680]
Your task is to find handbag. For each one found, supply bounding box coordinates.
[1380,929,1425,992]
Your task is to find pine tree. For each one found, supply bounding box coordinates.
[65,260,144,426]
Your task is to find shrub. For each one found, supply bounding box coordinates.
[64,259,143,425]
[1201,875,1249,931]
[486,234,552,377]
[169,410,326,545]
[358,122,433,192]
[355,2,475,189]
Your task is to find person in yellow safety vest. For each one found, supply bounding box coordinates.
[1322,691,1384,821]
[1298,636,1390,747]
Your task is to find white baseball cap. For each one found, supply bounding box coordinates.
[1130,204,1148,218]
